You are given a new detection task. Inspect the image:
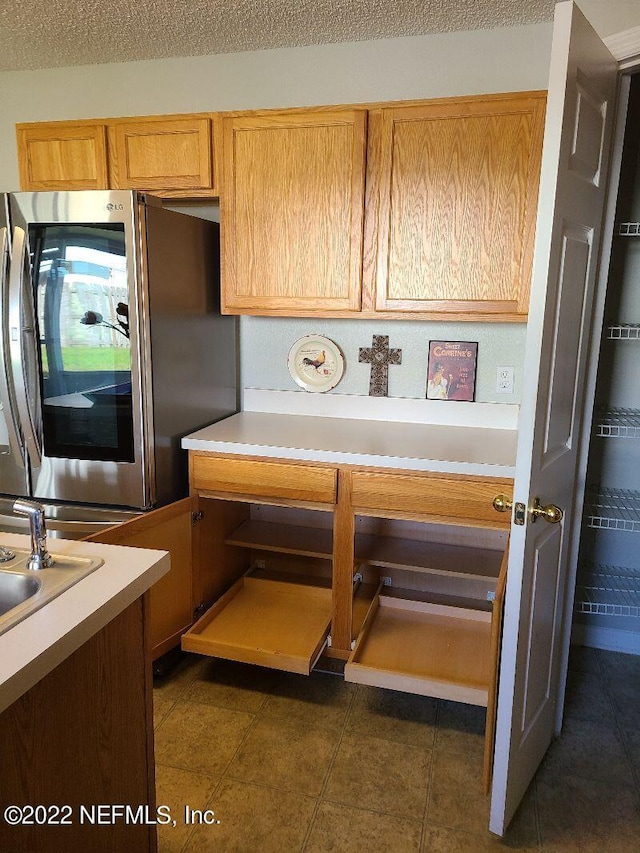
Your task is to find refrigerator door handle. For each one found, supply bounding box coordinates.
[0,224,26,466]
[7,225,42,469]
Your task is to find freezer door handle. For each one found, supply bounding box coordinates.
[0,225,26,466]
[8,225,41,469]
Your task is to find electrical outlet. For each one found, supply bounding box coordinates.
[496,366,515,394]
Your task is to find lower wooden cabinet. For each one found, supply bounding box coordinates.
[85,498,196,660]
[345,482,509,789]
[182,481,337,673]
[0,596,156,852]
[186,457,511,782]
[85,451,512,786]
[88,454,511,784]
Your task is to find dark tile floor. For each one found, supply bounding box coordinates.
[152,647,640,852]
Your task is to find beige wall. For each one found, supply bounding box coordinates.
[580,0,640,36]
[3,4,638,401]
[0,22,553,190]
[0,19,581,402]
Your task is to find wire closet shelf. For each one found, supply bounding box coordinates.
[595,407,640,439]
[575,564,640,618]
[585,487,640,533]
[607,323,640,340]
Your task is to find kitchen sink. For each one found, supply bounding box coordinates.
[0,548,104,636]
[0,571,42,615]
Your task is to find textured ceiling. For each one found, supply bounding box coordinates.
[0,0,556,72]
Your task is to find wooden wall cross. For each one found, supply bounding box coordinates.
[358,335,402,397]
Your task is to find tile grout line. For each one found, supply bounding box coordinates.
[176,697,267,853]
[151,649,640,852]
[311,690,438,838]
[529,652,640,853]
[153,697,179,735]
[595,650,640,801]
[300,679,360,851]
[152,655,210,731]
[531,775,543,851]
[154,658,216,853]
[216,691,268,781]
[158,659,271,853]
[183,670,355,851]
[418,697,439,852]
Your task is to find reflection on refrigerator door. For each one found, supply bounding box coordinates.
[0,189,237,522]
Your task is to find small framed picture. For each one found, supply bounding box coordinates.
[427,341,478,402]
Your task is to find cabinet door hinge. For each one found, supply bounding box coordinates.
[191,510,204,525]
[193,602,206,620]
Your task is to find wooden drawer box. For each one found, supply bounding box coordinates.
[350,471,510,525]
[346,547,508,739]
[190,454,337,504]
[182,570,332,674]
[346,591,494,705]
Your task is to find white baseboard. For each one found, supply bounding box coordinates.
[572,623,640,655]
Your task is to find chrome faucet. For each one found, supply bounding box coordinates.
[13,500,54,570]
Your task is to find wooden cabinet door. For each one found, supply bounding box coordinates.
[363,92,546,319]
[16,121,109,190]
[85,497,196,660]
[0,596,156,852]
[108,114,216,197]
[221,108,367,315]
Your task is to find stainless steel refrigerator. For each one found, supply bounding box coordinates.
[0,190,237,537]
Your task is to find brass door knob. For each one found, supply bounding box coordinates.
[530,497,563,524]
[492,494,513,514]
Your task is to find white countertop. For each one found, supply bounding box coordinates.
[0,534,169,714]
[182,411,517,478]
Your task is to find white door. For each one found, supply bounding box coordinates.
[490,0,618,835]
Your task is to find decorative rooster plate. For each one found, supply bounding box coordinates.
[287,335,344,392]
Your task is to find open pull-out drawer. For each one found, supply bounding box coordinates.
[345,590,494,705]
[346,540,508,705]
[181,569,332,675]
[346,544,508,790]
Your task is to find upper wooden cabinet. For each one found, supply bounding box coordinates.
[17,92,545,318]
[16,121,109,190]
[16,113,220,198]
[220,92,546,320]
[363,93,546,319]
[108,114,219,197]
[221,108,367,315]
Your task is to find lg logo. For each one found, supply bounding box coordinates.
[106,203,124,211]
